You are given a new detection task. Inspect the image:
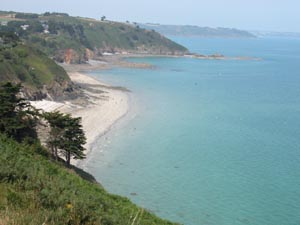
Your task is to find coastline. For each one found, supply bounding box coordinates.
[60,53,261,74]
[30,50,259,165]
[31,71,129,166]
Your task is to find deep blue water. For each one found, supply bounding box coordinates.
[85,37,300,225]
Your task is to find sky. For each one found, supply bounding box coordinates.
[1,0,300,32]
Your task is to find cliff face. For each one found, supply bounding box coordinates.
[21,80,80,101]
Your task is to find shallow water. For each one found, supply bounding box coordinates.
[85,37,300,225]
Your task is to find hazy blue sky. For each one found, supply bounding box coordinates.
[2,0,300,32]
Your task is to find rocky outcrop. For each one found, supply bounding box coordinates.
[54,49,84,64]
[21,80,82,101]
[84,48,94,61]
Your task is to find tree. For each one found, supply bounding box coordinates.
[101,16,106,21]
[44,111,86,166]
[43,111,65,159]
[61,114,86,165]
[0,82,38,143]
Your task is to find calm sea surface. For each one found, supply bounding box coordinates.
[85,37,300,225]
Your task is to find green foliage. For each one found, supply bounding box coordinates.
[44,111,86,166]
[0,32,70,98]
[15,13,39,19]
[0,31,19,46]
[43,12,69,17]
[60,114,86,164]
[0,135,179,225]
[0,82,38,143]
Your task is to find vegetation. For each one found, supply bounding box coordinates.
[44,111,86,166]
[15,13,39,19]
[0,82,86,165]
[0,31,75,100]
[0,82,38,143]
[0,135,178,225]
[0,11,188,63]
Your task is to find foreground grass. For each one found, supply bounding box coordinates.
[0,135,179,225]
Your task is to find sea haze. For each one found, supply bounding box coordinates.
[84,37,300,225]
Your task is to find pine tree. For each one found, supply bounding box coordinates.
[61,114,86,166]
[44,111,86,166]
[43,111,66,160]
[0,82,38,143]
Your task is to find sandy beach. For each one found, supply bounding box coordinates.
[31,71,129,165]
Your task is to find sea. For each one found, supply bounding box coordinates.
[84,36,300,225]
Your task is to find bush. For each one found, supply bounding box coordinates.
[3,50,12,59]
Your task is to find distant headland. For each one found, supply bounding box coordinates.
[139,23,256,38]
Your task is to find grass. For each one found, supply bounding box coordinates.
[0,135,179,225]
[0,38,71,99]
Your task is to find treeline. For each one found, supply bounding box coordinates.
[0,82,86,166]
[15,13,39,19]
[43,12,69,17]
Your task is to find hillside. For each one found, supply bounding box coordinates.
[0,32,79,100]
[140,23,256,38]
[0,11,188,63]
[0,135,178,225]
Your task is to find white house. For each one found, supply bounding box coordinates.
[20,24,30,30]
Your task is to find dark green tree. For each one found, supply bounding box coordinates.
[61,114,86,165]
[43,111,65,160]
[44,111,86,166]
[0,82,38,143]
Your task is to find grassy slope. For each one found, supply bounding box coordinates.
[0,34,76,100]
[0,135,178,225]
[40,15,187,53]
[0,44,69,87]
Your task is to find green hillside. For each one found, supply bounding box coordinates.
[0,135,178,225]
[0,12,188,63]
[0,32,77,100]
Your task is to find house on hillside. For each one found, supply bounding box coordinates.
[20,24,30,30]
[41,23,50,34]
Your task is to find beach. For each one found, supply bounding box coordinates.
[31,71,129,165]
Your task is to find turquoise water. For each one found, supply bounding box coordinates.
[85,37,300,225]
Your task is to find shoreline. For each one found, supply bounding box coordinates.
[31,71,130,166]
[31,51,260,166]
[60,52,262,73]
